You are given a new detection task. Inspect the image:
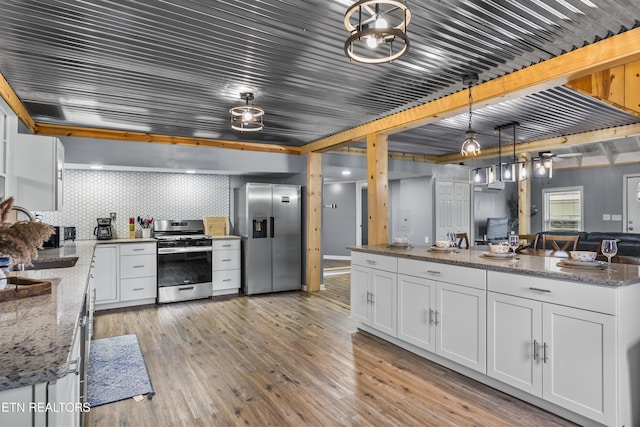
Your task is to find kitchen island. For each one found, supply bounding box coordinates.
[350,245,640,427]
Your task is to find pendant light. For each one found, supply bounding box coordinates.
[343,0,411,64]
[229,92,264,132]
[490,123,517,183]
[532,152,553,179]
[460,73,481,156]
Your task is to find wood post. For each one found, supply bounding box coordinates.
[518,153,531,235]
[305,152,322,292]
[366,134,389,245]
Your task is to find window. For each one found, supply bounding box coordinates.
[542,187,583,231]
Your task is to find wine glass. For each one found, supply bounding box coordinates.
[508,234,520,263]
[601,239,618,271]
[449,232,457,253]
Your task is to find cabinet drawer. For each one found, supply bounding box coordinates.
[121,276,157,301]
[487,271,616,315]
[120,242,156,256]
[398,258,486,290]
[213,250,240,270]
[120,254,157,278]
[213,269,240,290]
[213,239,240,250]
[351,252,397,273]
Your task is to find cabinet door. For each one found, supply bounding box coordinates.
[93,245,118,304]
[370,269,397,337]
[16,134,62,211]
[397,274,436,351]
[542,304,615,426]
[436,282,486,373]
[487,292,543,396]
[350,264,371,325]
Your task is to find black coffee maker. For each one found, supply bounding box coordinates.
[94,218,113,240]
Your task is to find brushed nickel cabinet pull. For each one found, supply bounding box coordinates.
[434,310,440,326]
[428,308,434,325]
[366,259,377,265]
[533,340,539,361]
[529,287,551,293]
[427,270,441,276]
[543,342,548,363]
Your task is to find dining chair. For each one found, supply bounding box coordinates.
[455,232,470,249]
[541,234,579,251]
[518,234,537,247]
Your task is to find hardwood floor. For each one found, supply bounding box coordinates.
[86,292,577,427]
[318,272,351,308]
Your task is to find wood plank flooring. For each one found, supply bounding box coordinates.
[86,291,577,427]
[318,272,351,308]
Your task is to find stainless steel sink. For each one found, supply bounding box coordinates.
[15,256,79,270]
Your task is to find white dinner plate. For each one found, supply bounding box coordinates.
[557,260,605,269]
[429,246,452,252]
[481,251,514,259]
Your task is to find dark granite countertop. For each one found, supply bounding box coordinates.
[350,245,640,287]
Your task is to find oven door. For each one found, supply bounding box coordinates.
[157,246,213,288]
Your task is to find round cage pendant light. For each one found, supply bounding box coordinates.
[344,0,411,64]
[460,73,481,156]
[230,92,264,132]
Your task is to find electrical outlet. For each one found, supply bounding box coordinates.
[612,214,622,221]
[110,212,117,221]
[424,236,429,244]
[603,214,611,221]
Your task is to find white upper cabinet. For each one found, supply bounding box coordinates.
[16,134,64,211]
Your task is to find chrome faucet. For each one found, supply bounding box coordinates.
[11,205,35,221]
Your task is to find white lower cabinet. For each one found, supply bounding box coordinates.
[93,245,118,305]
[351,253,398,337]
[398,272,486,373]
[94,242,157,310]
[488,273,616,426]
[0,325,84,427]
[212,239,241,295]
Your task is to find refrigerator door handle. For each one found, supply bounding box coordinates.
[270,216,275,238]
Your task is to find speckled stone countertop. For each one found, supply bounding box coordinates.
[350,245,640,287]
[0,239,158,392]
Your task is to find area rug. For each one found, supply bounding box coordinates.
[87,334,155,407]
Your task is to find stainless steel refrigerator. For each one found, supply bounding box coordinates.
[234,183,302,295]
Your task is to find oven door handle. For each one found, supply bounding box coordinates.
[158,246,213,255]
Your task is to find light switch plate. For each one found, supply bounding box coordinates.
[612,214,622,221]
[603,214,611,221]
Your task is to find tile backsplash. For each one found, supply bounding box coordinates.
[37,170,230,240]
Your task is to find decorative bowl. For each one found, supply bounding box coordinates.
[569,251,597,262]
[489,243,511,254]
[435,240,450,248]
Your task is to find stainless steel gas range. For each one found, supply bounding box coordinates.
[154,220,212,303]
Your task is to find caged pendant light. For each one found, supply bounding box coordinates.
[460,73,481,156]
[229,92,264,132]
[344,0,411,64]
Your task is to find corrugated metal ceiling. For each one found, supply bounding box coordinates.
[0,0,639,156]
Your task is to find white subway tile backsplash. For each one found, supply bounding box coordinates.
[37,170,229,240]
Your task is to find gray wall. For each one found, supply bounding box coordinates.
[322,182,356,256]
[530,163,640,233]
[389,176,433,245]
[472,185,517,239]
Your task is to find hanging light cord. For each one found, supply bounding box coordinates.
[468,83,473,131]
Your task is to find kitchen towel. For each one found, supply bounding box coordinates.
[87,333,155,407]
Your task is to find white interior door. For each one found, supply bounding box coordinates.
[624,174,640,233]
[435,181,470,241]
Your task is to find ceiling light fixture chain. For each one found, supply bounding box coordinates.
[229,92,265,133]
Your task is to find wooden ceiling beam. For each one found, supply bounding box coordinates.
[566,60,640,118]
[435,123,640,164]
[35,124,303,155]
[301,27,640,154]
[0,72,37,133]
[329,146,438,163]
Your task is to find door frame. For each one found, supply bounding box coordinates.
[623,173,640,233]
[356,180,367,245]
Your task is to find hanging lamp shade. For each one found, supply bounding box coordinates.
[229,92,264,132]
[460,73,480,156]
[344,0,411,64]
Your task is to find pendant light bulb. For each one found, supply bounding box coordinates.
[243,110,254,121]
[366,36,378,49]
[504,168,511,180]
[375,17,388,28]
